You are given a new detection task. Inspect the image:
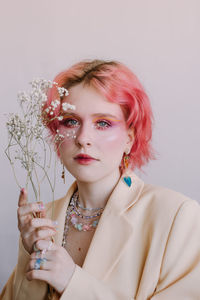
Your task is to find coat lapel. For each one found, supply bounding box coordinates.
[82,172,144,280]
[47,172,144,280]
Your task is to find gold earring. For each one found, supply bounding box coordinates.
[123,149,130,170]
[61,164,65,184]
[124,153,130,170]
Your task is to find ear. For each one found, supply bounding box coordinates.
[125,127,135,153]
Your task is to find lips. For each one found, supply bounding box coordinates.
[74,154,98,165]
[74,154,96,160]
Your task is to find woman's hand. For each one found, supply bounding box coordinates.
[17,188,57,254]
[26,240,76,295]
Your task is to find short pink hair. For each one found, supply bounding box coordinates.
[44,59,155,171]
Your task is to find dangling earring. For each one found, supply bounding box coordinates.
[61,164,65,184]
[124,153,129,170]
[122,151,132,187]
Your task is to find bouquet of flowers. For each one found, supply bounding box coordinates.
[5,78,75,209]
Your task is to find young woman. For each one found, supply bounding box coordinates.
[1,60,200,299]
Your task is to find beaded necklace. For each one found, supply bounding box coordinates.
[62,190,105,247]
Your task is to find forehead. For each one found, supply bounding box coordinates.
[63,83,124,119]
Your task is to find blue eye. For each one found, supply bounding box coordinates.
[61,118,79,128]
[96,120,111,129]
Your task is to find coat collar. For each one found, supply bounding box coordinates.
[48,171,144,280]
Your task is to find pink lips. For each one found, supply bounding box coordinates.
[74,154,97,165]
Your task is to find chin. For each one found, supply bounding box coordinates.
[71,168,120,185]
[65,167,95,182]
[72,172,101,183]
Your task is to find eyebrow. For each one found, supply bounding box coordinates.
[62,112,121,120]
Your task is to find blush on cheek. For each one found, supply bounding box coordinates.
[103,126,127,141]
[104,133,121,142]
[101,131,126,150]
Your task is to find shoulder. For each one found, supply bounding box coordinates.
[140,182,198,210]
[128,182,199,228]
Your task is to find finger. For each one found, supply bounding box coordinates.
[22,227,56,242]
[34,239,57,252]
[18,213,32,232]
[35,203,46,218]
[18,202,45,218]
[19,217,57,239]
[33,228,57,241]
[20,228,56,255]
[27,258,53,271]
[26,269,51,283]
[31,249,57,260]
[18,188,27,207]
[29,218,58,230]
[17,203,45,232]
[19,213,32,226]
[31,240,54,258]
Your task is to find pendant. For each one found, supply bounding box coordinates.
[123,176,132,187]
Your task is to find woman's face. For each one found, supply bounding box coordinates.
[58,83,134,183]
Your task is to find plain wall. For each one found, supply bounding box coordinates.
[0,0,199,291]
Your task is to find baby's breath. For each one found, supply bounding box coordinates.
[62,102,75,112]
[5,78,75,204]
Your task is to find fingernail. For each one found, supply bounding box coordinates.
[38,203,45,210]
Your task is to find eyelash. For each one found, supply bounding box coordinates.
[61,118,78,128]
[95,120,112,130]
[60,118,112,130]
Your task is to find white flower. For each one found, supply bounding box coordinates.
[64,89,69,96]
[57,87,69,97]
[51,100,60,108]
[5,77,76,202]
[54,133,65,142]
[62,102,75,112]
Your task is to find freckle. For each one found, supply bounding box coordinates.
[78,247,81,251]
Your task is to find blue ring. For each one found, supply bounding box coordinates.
[34,258,47,270]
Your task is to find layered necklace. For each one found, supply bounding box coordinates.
[62,190,105,247]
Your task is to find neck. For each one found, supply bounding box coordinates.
[76,169,121,209]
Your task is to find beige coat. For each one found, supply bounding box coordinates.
[1,172,200,299]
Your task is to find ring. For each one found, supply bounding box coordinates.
[33,242,39,252]
[35,250,41,259]
[34,258,47,270]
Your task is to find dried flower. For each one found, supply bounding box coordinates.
[62,102,75,112]
[5,78,75,204]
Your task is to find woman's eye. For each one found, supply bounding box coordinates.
[95,120,111,129]
[62,118,79,128]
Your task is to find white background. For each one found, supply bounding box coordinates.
[0,0,199,291]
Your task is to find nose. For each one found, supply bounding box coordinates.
[75,122,92,148]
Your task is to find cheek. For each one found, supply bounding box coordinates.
[97,128,127,150]
[57,126,76,146]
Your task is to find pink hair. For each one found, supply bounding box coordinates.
[43,60,155,171]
